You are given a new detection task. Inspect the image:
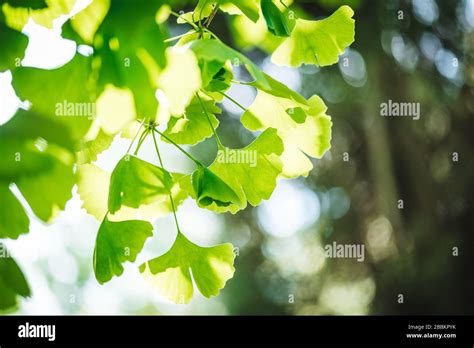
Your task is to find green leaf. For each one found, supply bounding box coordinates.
[66,0,167,119]
[95,85,136,135]
[157,47,202,116]
[69,0,110,44]
[77,163,190,222]
[94,216,153,284]
[140,232,235,304]
[179,0,260,24]
[2,0,75,31]
[2,0,47,9]
[206,65,233,93]
[0,246,31,310]
[191,164,243,209]
[11,55,95,141]
[0,109,76,224]
[77,163,109,221]
[16,160,74,222]
[76,127,114,165]
[0,184,29,239]
[191,39,270,89]
[261,0,291,37]
[162,94,221,145]
[208,128,284,213]
[0,24,28,71]
[108,155,173,214]
[242,92,332,178]
[272,5,355,67]
[220,0,260,22]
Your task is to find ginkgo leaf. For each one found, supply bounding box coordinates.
[157,47,202,116]
[12,55,95,141]
[219,0,260,22]
[162,95,221,145]
[0,246,31,310]
[272,5,355,67]
[191,165,243,209]
[140,232,235,304]
[94,217,153,284]
[261,0,291,37]
[108,155,173,214]
[2,0,75,31]
[0,110,75,224]
[242,91,332,178]
[205,64,232,93]
[207,128,284,213]
[96,85,136,135]
[16,160,75,222]
[0,24,28,72]
[0,109,74,181]
[179,0,259,24]
[76,127,114,165]
[198,60,233,101]
[0,185,29,239]
[65,0,167,119]
[191,39,270,89]
[77,163,190,222]
[229,7,285,53]
[77,163,109,220]
[69,0,110,44]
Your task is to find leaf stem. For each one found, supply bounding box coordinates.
[151,131,181,233]
[126,119,145,154]
[164,31,196,43]
[203,28,221,41]
[203,4,219,28]
[134,128,149,155]
[218,91,247,112]
[196,92,223,148]
[231,80,253,85]
[152,128,203,166]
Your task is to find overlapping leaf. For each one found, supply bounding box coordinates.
[178,0,260,24]
[162,94,221,145]
[108,155,173,214]
[272,5,355,67]
[191,39,270,89]
[77,163,190,222]
[242,84,332,178]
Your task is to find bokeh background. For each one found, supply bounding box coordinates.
[1,0,474,315]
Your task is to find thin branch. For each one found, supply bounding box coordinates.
[218,91,247,112]
[151,131,181,233]
[196,92,223,148]
[152,128,203,166]
[126,119,146,154]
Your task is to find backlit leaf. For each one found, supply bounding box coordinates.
[162,94,221,145]
[94,216,153,284]
[242,91,332,178]
[140,232,235,304]
[108,155,173,214]
[272,5,355,67]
